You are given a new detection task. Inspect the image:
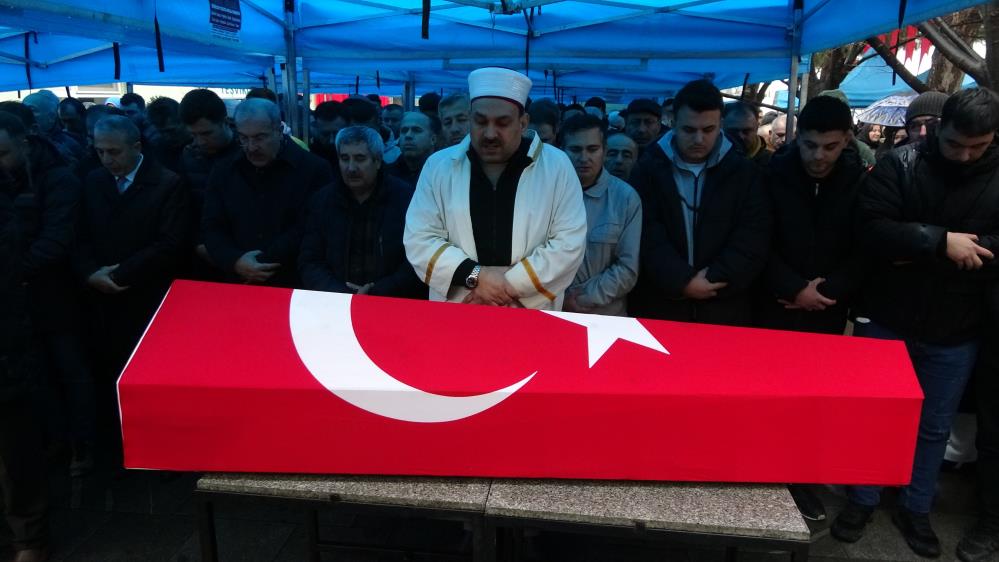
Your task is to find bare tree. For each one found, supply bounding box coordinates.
[807,42,867,99]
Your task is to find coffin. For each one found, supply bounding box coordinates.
[119,280,922,484]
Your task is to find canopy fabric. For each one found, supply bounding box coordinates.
[0,0,987,96]
[837,55,975,107]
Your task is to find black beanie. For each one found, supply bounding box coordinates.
[905,91,949,124]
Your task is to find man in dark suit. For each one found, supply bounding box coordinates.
[75,115,190,468]
[202,98,333,287]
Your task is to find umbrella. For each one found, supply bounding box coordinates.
[855,94,917,127]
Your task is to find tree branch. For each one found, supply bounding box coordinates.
[933,16,982,60]
[865,36,929,93]
[856,33,925,65]
[919,20,991,85]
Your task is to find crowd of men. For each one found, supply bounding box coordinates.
[1,67,998,562]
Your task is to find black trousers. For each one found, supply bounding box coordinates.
[0,397,47,550]
[40,329,96,444]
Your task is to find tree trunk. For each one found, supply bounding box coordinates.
[986,1,999,90]
[807,42,865,99]
[742,82,770,103]
[927,48,966,92]
[924,8,986,89]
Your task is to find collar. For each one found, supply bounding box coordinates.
[121,153,144,183]
[659,129,732,171]
[583,169,611,198]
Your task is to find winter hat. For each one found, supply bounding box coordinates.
[905,91,949,124]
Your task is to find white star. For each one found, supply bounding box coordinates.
[542,310,670,367]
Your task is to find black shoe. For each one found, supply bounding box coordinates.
[956,521,999,562]
[831,501,875,543]
[788,485,826,521]
[892,507,941,558]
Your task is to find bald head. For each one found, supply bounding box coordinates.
[234,98,281,128]
[23,92,59,133]
[771,114,793,150]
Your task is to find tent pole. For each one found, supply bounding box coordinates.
[404,78,416,111]
[786,60,798,134]
[799,68,810,109]
[786,0,803,140]
[266,65,277,93]
[283,3,300,137]
[302,67,311,148]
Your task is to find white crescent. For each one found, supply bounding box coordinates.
[289,289,536,423]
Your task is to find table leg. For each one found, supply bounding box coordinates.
[725,546,738,562]
[473,515,496,562]
[305,508,321,562]
[196,496,218,562]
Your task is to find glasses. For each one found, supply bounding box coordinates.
[907,117,939,134]
[237,132,277,147]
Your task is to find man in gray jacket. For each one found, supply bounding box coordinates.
[561,114,642,316]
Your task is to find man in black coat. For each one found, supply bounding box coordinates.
[75,115,190,467]
[0,185,49,562]
[0,110,96,476]
[757,95,867,335]
[723,100,771,168]
[629,79,770,326]
[202,98,333,287]
[832,88,999,559]
[300,126,425,298]
[178,89,242,279]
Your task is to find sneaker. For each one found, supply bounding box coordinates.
[788,485,826,521]
[892,506,941,558]
[831,501,875,543]
[956,521,999,562]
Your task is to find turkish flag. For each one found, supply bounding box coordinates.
[119,281,922,484]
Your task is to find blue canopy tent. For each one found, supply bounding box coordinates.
[776,54,978,109]
[0,0,987,135]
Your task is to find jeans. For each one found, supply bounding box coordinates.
[847,320,979,514]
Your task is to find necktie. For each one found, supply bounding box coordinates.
[116,176,128,194]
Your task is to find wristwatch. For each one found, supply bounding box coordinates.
[465,265,482,289]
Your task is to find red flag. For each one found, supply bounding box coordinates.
[119,281,922,484]
[904,27,916,62]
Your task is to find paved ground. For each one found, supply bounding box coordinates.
[1,462,996,562]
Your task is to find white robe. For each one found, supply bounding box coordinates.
[404,132,587,310]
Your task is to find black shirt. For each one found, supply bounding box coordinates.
[346,187,381,286]
[451,137,534,286]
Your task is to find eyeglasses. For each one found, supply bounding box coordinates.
[237,132,277,147]
[907,117,939,134]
